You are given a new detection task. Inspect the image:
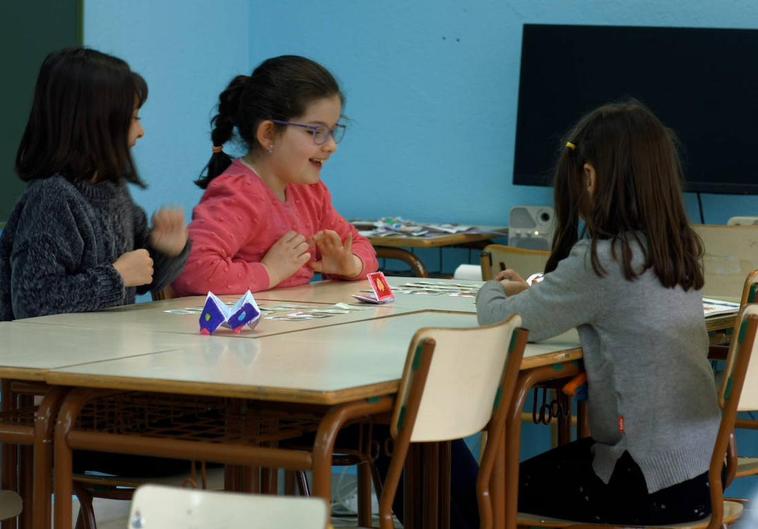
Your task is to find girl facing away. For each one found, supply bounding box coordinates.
[0,47,190,321]
[476,101,720,524]
[172,55,378,296]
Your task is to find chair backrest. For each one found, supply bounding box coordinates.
[708,304,758,527]
[390,315,526,443]
[128,485,329,529]
[727,216,758,226]
[480,244,549,281]
[693,224,758,300]
[151,284,176,301]
[740,269,758,307]
[719,304,758,411]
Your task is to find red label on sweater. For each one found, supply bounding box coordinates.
[618,415,625,433]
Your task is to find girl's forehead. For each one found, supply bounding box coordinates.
[297,94,342,123]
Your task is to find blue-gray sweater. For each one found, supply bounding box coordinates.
[476,237,720,493]
[0,175,189,320]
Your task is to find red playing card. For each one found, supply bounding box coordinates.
[367,272,394,302]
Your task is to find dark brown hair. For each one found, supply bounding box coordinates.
[545,100,703,290]
[196,55,344,189]
[15,47,148,186]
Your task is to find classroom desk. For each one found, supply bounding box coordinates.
[367,227,507,277]
[44,309,507,529]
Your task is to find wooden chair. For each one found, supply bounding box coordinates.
[727,216,758,226]
[724,269,758,480]
[515,305,758,529]
[127,484,329,529]
[354,315,527,529]
[480,244,549,281]
[150,284,176,301]
[375,247,428,277]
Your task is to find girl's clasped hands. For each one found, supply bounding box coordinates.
[261,229,362,288]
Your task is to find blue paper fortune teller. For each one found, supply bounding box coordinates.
[199,290,261,335]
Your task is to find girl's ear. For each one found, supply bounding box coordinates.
[255,120,276,151]
[583,163,597,197]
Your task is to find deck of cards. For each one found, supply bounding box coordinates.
[199,290,261,334]
[352,272,395,304]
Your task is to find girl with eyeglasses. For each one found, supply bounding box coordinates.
[173,55,378,295]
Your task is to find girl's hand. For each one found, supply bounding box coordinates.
[496,269,529,296]
[113,249,153,287]
[309,230,362,278]
[261,231,311,287]
[150,208,188,256]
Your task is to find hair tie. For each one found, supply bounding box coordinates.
[565,141,576,151]
[212,145,224,154]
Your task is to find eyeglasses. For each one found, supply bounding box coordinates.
[271,120,346,145]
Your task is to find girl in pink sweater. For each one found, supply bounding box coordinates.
[173,55,378,295]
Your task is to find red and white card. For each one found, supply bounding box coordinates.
[352,271,395,304]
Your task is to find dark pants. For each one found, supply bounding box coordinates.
[518,437,711,524]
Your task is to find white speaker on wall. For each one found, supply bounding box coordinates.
[509,205,555,251]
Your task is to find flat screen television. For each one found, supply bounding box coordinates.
[513,24,758,194]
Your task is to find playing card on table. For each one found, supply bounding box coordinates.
[352,271,395,304]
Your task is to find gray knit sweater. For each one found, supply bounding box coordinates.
[0,175,189,321]
[476,237,720,493]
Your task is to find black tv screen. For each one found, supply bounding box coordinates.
[513,24,758,194]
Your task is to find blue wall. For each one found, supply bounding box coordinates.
[83,0,249,218]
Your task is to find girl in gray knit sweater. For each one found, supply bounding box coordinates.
[476,101,719,524]
[0,48,189,321]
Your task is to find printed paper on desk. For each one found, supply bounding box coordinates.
[352,271,395,304]
[199,290,261,334]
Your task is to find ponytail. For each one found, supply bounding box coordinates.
[195,75,248,189]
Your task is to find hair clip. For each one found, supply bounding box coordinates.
[565,141,576,151]
[212,145,224,154]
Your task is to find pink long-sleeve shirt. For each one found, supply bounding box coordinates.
[172,160,378,295]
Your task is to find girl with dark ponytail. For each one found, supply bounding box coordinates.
[173,55,378,295]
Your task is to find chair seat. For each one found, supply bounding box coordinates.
[736,456,758,478]
[516,499,743,528]
[0,491,22,521]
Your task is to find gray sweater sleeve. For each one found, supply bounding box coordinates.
[10,195,124,318]
[476,240,609,342]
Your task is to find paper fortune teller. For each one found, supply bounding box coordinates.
[352,271,395,304]
[199,290,261,335]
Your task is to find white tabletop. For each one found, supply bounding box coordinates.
[3,277,580,402]
[45,311,484,403]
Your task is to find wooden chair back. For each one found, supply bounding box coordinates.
[739,269,758,307]
[128,485,329,528]
[480,244,549,280]
[151,284,176,301]
[379,316,527,529]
